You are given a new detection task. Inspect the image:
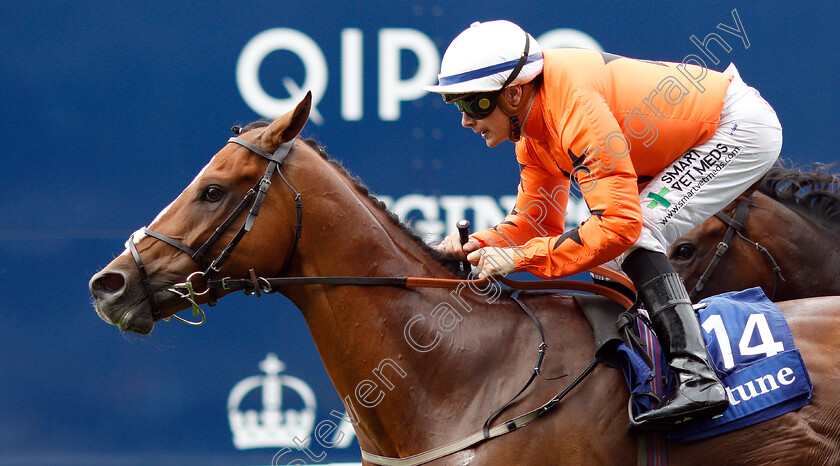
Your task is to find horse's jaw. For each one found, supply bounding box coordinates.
[91,289,156,335]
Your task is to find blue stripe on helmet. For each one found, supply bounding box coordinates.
[437,52,543,86]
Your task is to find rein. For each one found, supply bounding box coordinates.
[131,133,635,324]
[167,267,619,466]
[165,269,627,465]
[690,196,785,301]
[166,266,635,323]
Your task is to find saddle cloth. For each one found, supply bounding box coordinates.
[617,287,813,442]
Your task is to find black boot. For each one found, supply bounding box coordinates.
[623,249,729,429]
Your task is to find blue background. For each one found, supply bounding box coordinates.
[1,1,837,464]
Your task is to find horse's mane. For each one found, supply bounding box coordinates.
[758,162,840,229]
[233,121,463,274]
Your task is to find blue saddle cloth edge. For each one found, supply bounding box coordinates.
[668,349,812,442]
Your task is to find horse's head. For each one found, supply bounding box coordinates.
[90,93,312,334]
[668,191,784,301]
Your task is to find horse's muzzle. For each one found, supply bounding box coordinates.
[90,267,155,334]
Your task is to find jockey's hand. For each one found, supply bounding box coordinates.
[467,247,517,277]
[434,231,480,260]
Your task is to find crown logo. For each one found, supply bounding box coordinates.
[228,353,317,449]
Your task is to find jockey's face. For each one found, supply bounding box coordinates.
[461,105,511,147]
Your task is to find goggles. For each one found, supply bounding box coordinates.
[444,91,500,120]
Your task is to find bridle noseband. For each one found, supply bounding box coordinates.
[689,195,785,301]
[126,136,302,323]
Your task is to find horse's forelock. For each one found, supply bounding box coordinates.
[232,120,271,135]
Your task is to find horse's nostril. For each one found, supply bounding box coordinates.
[92,272,127,298]
[101,273,125,292]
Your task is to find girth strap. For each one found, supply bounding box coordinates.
[482,294,567,438]
[361,354,603,466]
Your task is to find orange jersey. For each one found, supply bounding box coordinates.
[472,49,732,278]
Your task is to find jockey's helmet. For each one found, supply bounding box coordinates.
[424,20,543,100]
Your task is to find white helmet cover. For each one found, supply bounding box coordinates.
[424,20,544,95]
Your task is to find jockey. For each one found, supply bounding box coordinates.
[426,20,782,430]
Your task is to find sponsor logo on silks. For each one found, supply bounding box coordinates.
[656,145,743,227]
[646,187,672,209]
[227,353,356,450]
[660,144,738,193]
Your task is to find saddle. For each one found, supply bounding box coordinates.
[575,294,666,423]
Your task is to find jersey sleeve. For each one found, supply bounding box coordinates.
[471,143,568,252]
[513,87,643,279]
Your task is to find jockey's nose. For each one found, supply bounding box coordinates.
[461,112,476,128]
[90,270,127,300]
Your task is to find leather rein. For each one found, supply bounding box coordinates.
[127,135,635,324]
[689,195,785,301]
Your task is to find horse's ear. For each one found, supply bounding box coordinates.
[261,91,312,146]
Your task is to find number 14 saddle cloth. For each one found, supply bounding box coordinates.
[619,286,813,442]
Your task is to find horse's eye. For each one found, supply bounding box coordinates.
[672,244,695,261]
[203,185,224,202]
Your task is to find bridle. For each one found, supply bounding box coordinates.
[689,195,785,301]
[126,135,302,324]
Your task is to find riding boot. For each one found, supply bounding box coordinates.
[622,249,729,429]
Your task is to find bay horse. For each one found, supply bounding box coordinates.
[670,165,840,302]
[90,94,840,464]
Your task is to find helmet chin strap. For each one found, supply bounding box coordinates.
[486,29,531,143]
[499,82,537,142]
[508,115,522,142]
[495,91,523,142]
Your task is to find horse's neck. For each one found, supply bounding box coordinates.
[761,196,840,298]
[288,156,446,281]
[279,154,528,454]
[785,223,840,297]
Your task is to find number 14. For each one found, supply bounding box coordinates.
[701,313,785,370]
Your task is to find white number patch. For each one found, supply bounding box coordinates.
[701,313,785,370]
